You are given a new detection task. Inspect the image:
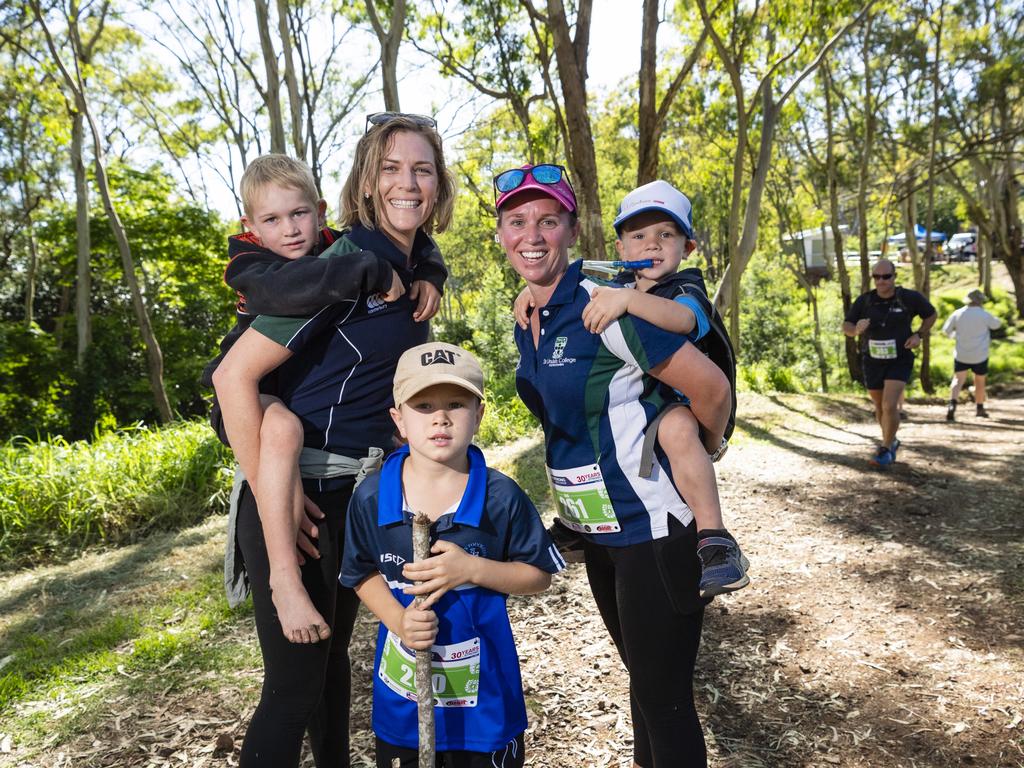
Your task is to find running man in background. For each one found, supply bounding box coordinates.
[842,259,937,468]
[943,288,1002,421]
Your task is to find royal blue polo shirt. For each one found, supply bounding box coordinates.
[341,444,564,752]
[250,225,436,486]
[514,259,695,546]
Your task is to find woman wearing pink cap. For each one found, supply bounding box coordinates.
[495,163,721,767]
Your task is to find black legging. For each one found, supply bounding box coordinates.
[235,479,360,768]
[583,517,706,768]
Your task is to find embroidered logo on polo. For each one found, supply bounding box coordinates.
[464,542,487,558]
[366,294,387,313]
[543,336,577,367]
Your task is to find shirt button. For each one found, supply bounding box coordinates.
[542,310,549,317]
[540,329,545,335]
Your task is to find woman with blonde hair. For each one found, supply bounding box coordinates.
[214,113,454,767]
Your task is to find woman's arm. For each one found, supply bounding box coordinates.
[211,326,293,489]
[650,344,731,453]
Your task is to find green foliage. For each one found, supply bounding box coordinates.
[2,164,234,437]
[0,421,233,567]
[0,323,73,437]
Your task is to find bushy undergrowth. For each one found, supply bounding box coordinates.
[0,421,233,568]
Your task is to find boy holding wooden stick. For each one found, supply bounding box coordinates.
[341,342,564,767]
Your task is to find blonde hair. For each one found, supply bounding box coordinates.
[239,154,321,217]
[339,117,455,235]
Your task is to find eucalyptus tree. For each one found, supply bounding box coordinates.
[412,0,550,163]
[0,22,63,330]
[693,0,875,349]
[149,0,375,203]
[365,0,407,111]
[636,0,708,185]
[32,0,173,422]
[413,0,606,258]
[941,0,1024,312]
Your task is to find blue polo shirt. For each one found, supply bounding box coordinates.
[514,259,694,546]
[341,444,564,752]
[250,225,436,485]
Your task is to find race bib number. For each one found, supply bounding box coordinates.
[547,463,621,534]
[378,631,480,708]
[868,338,898,360]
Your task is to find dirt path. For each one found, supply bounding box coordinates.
[3,393,1023,767]
[504,392,1024,768]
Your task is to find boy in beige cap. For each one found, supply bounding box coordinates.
[341,342,563,766]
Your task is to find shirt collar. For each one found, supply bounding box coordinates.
[346,224,436,270]
[376,444,488,528]
[544,259,584,307]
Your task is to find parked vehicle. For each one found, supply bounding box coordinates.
[946,232,977,261]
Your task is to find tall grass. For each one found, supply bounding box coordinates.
[0,421,233,568]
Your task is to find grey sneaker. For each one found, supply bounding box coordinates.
[697,536,750,598]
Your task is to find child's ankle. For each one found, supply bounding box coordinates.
[269,566,304,589]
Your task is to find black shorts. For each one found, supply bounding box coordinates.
[208,397,231,447]
[862,355,914,390]
[376,733,525,768]
[954,358,988,375]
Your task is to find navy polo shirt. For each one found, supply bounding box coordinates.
[250,225,435,480]
[514,259,694,546]
[341,444,564,752]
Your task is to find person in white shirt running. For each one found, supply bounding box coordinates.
[943,288,1002,420]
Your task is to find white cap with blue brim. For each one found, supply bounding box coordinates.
[613,179,694,239]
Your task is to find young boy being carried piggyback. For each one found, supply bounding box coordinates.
[341,342,564,767]
[205,154,447,642]
[517,180,749,599]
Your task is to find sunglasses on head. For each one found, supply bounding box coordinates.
[364,112,437,134]
[492,164,574,201]
[872,272,895,280]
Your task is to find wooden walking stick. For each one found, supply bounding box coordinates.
[412,512,435,768]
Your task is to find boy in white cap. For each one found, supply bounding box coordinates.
[341,342,564,767]
[943,288,1002,420]
[584,180,747,598]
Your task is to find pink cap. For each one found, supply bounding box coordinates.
[495,164,577,213]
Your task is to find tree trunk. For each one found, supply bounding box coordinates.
[275,0,304,158]
[918,1,943,395]
[810,286,828,392]
[21,179,39,329]
[978,233,991,294]
[366,0,407,111]
[254,0,286,154]
[36,2,174,423]
[903,191,923,291]
[822,65,860,381]
[855,12,875,295]
[89,123,174,422]
[72,110,92,368]
[636,4,707,187]
[546,0,603,260]
[637,0,658,185]
[714,84,777,352]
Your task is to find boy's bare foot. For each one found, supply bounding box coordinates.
[270,577,331,643]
